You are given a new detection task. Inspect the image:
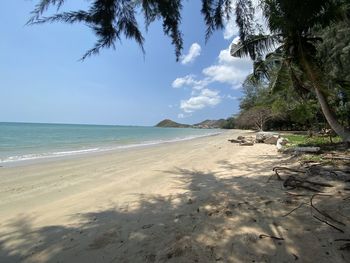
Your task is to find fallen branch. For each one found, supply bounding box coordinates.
[282,203,308,217]
[283,176,322,192]
[307,166,342,178]
[268,166,306,183]
[311,194,345,226]
[329,171,338,177]
[294,147,321,153]
[228,139,241,143]
[323,156,350,161]
[285,192,310,197]
[313,215,344,233]
[304,180,333,188]
[270,166,306,182]
[339,243,350,251]
[259,234,284,240]
[239,142,254,146]
[282,194,346,233]
[273,166,305,174]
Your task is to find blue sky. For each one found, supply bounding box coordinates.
[0,0,253,126]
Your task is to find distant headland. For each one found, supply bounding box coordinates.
[155,119,228,129]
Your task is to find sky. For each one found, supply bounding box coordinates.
[0,0,253,126]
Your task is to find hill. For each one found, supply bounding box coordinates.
[155,119,227,129]
[155,119,191,128]
[193,119,226,129]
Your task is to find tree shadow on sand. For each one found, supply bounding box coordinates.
[1,161,349,263]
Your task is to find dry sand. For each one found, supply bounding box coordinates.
[0,130,349,263]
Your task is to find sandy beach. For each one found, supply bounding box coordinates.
[0,130,348,263]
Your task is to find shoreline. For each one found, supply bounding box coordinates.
[1,130,345,263]
[0,130,246,219]
[0,130,224,168]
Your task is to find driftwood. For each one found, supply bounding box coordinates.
[282,193,346,233]
[259,234,284,240]
[285,192,310,197]
[339,243,350,251]
[282,147,321,154]
[239,142,254,146]
[282,203,308,217]
[294,147,321,153]
[228,136,255,145]
[283,176,333,192]
[268,166,305,182]
[313,215,344,233]
[323,156,350,161]
[228,139,241,143]
[273,167,305,178]
[273,166,305,174]
[307,165,339,176]
[310,194,345,226]
[270,166,335,192]
[270,165,348,235]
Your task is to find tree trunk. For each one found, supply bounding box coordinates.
[314,88,350,142]
[299,54,350,142]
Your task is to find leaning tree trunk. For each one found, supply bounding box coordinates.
[300,53,350,143]
[314,88,350,142]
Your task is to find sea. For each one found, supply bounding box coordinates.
[0,122,221,164]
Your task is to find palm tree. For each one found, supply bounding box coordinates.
[230,0,350,142]
[29,0,350,141]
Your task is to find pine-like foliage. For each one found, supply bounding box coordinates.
[28,0,242,60]
[29,0,185,60]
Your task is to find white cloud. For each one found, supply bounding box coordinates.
[172,75,196,88]
[224,20,239,40]
[172,74,209,89]
[172,46,252,115]
[180,88,221,113]
[174,47,252,92]
[202,48,252,89]
[172,9,262,115]
[181,43,202,64]
[226,94,238,100]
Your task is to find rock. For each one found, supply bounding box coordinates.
[255,132,278,143]
[276,137,289,151]
[245,136,255,142]
[264,135,279,144]
[237,136,245,140]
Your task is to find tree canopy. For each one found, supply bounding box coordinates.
[29,0,240,60]
[229,0,350,141]
[30,0,350,141]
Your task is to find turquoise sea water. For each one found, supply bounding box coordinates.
[0,122,221,164]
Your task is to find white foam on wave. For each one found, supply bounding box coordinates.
[0,148,100,163]
[0,131,221,164]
